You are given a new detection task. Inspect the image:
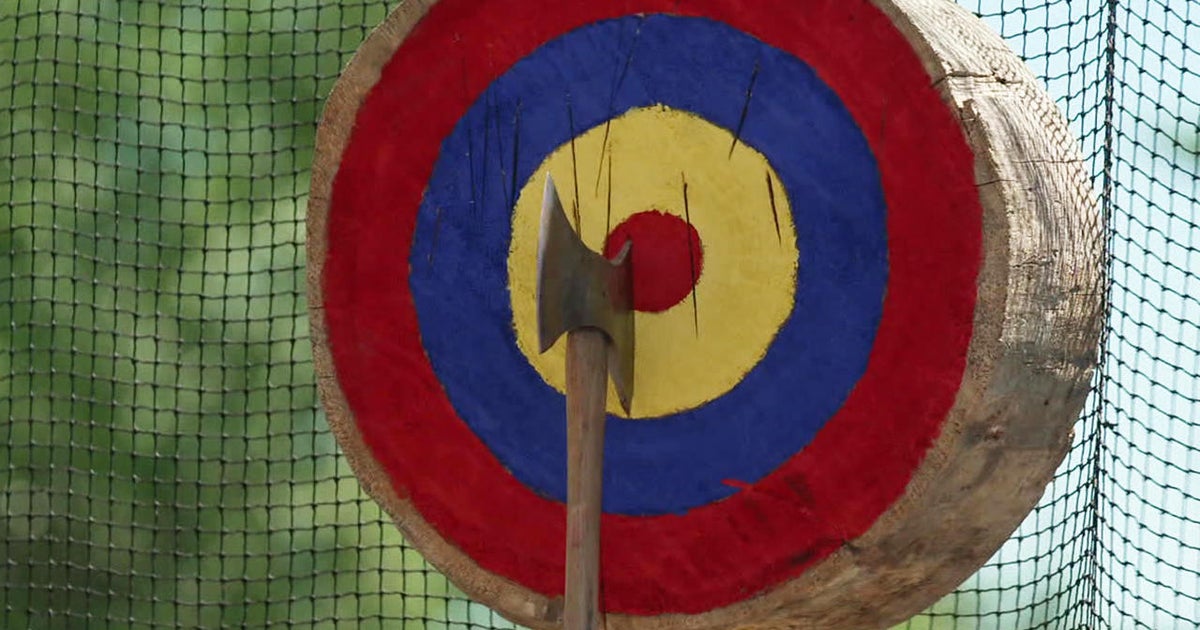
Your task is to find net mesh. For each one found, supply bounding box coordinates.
[0,1,1196,628]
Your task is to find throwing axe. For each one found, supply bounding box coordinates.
[536,175,634,630]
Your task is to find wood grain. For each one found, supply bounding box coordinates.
[565,329,610,630]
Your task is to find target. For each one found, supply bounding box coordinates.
[307,1,1104,628]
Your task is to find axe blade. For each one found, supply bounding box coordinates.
[536,174,634,413]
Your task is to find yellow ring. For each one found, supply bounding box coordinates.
[508,106,799,418]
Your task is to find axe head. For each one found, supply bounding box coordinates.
[536,174,634,413]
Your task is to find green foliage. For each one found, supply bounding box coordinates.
[0,1,510,627]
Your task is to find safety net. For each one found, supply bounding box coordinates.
[1,1,1197,628]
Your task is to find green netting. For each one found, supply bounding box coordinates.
[1,1,1196,628]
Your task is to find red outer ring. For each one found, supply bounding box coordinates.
[323,0,982,615]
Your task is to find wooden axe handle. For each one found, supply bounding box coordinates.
[565,328,608,630]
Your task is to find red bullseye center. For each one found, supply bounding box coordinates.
[603,210,704,313]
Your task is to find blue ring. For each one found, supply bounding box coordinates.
[410,15,887,516]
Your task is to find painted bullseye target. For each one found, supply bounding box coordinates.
[307,1,1104,629]
[508,104,805,423]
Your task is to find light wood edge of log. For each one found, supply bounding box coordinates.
[305,1,1106,629]
[307,1,561,628]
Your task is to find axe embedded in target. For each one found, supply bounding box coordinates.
[308,2,1104,629]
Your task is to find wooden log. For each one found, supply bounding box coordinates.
[306,1,1105,629]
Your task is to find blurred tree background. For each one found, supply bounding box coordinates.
[0,1,505,627]
[2,0,1195,628]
